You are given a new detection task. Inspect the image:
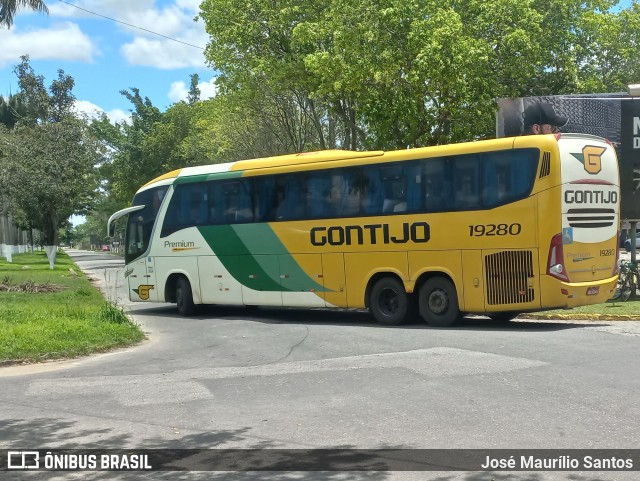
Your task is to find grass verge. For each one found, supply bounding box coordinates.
[522,298,640,320]
[0,251,145,365]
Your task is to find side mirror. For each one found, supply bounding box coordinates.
[107,205,146,238]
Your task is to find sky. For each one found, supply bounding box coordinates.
[1,0,636,125]
[0,0,218,124]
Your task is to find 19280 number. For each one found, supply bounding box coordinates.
[469,223,522,236]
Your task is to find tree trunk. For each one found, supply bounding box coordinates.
[43,205,59,269]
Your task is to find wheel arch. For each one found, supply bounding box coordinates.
[164,271,201,304]
[413,270,463,312]
[364,270,407,309]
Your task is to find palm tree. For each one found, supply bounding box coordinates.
[0,0,48,28]
[0,94,26,128]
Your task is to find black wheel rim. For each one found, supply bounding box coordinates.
[428,289,448,315]
[378,288,399,315]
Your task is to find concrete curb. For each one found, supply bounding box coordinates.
[519,314,639,321]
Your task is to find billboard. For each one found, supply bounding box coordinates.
[497,94,640,221]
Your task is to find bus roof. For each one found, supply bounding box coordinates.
[138,150,385,192]
[137,135,586,192]
[141,168,182,188]
[231,149,384,171]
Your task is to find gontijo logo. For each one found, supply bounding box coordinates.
[133,284,154,300]
[571,145,607,175]
[310,222,430,246]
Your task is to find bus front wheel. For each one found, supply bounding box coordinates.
[369,277,416,326]
[176,277,195,316]
[419,277,460,327]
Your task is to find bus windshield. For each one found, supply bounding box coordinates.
[125,185,168,264]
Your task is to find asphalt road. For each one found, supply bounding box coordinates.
[1,249,639,481]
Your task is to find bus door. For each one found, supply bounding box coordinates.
[127,256,159,302]
[482,249,541,312]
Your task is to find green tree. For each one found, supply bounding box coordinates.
[199,0,640,148]
[575,2,640,92]
[107,88,163,205]
[13,55,76,125]
[1,119,100,257]
[207,85,321,159]
[0,0,48,28]
[0,57,101,267]
[187,73,201,105]
[199,0,356,149]
[141,101,197,172]
[0,96,27,260]
[72,190,124,249]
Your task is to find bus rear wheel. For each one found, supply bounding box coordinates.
[419,277,460,327]
[176,277,195,316]
[369,277,416,326]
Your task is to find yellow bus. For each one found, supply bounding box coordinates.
[108,133,620,326]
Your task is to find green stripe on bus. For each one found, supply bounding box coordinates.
[174,171,244,185]
[233,225,327,292]
[197,224,327,292]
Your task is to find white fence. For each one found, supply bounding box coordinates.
[0,213,33,261]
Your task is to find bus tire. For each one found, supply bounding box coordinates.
[369,277,415,326]
[176,277,195,316]
[490,312,519,323]
[419,277,460,327]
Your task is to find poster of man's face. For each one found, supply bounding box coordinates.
[496,95,640,221]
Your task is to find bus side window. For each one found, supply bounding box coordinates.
[453,155,481,209]
[222,180,253,223]
[510,150,537,195]
[307,174,331,218]
[360,166,384,215]
[326,174,343,215]
[482,155,500,206]
[422,158,448,211]
[254,176,275,223]
[272,183,285,220]
[161,183,206,236]
[405,162,423,212]
[222,182,239,222]
[190,184,208,225]
[209,182,226,224]
[330,171,361,216]
[275,175,306,220]
[481,149,538,207]
[381,166,405,213]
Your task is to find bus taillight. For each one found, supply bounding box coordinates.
[547,233,570,282]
